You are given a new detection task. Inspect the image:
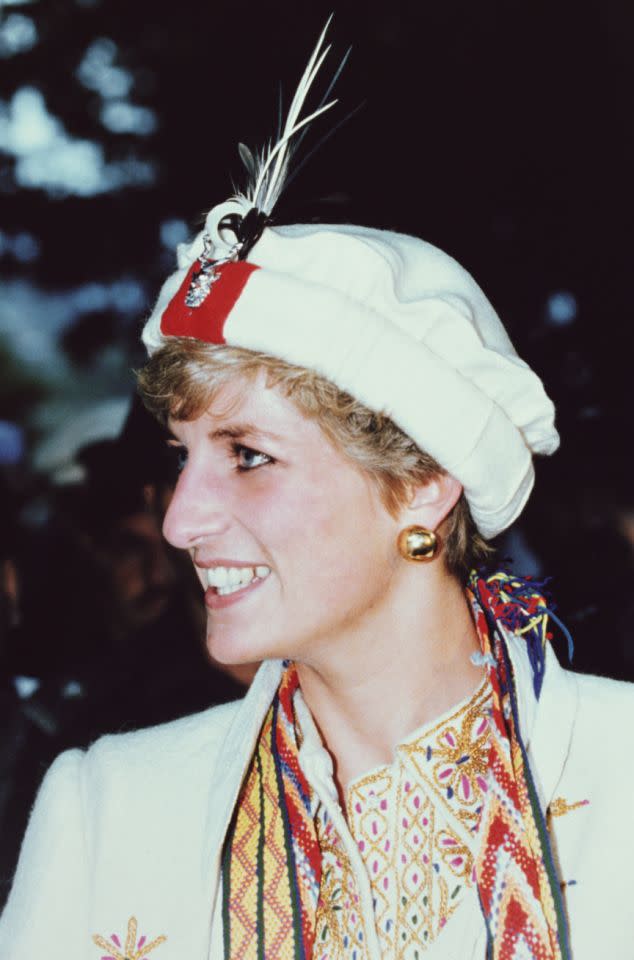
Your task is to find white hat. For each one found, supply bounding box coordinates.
[141,24,558,539]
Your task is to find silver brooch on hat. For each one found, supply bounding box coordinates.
[185,235,236,308]
[184,207,269,308]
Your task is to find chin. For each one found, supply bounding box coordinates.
[206,623,280,667]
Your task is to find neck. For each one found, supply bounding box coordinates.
[295,565,483,792]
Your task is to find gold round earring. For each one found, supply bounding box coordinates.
[397,525,438,562]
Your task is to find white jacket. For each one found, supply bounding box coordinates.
[1,635,633,959]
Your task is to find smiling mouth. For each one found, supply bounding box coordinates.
[203,565,271,596]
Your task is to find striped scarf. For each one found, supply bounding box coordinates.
[221,571,572,960]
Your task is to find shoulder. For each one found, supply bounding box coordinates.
[22,699,241,803]
[41,659,286,794]
[82,696,245,779]
[572,668,634,720]
[20,696,246,802]
[14,699,248,867]
[560,668,634,772]
[1,671,280,945]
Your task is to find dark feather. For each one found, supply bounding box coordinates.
[238,143,256,179]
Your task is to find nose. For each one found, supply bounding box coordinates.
[162,463,231,550]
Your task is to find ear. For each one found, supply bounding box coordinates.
[404,473,463,531]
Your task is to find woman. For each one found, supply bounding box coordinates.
[1,24,632,960]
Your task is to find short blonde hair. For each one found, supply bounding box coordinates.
[138,338,492,579]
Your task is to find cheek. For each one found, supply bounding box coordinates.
[190,552,207,590]
[278,477,391,583]
[233,471,318,536]
[232,461,395,589]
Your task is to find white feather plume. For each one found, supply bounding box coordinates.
[238,16,339,216]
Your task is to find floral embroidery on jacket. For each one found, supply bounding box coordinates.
[549,797,590,819]
[92,916,167,960]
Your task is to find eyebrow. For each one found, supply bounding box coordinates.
[166,421,285,446]
[209,422,283,445]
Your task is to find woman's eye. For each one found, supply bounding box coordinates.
[234,444,272,471]
[167,443,188,473]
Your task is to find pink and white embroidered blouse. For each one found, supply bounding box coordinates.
[294,677,492,959]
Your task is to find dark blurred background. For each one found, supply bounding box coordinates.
[0,0,632,906]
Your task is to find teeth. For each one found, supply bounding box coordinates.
[206,566,246,588]
[211,567,228,587]
[217,582,248,596]
[205,565,271,590]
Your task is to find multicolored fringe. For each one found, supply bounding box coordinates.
[222,665,321,960]
[468,571,572,960]
[222,571,572,960]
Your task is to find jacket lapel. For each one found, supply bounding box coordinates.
[202,660,284,921]
[506,629,579,808]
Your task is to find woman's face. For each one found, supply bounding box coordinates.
[163,372,405,667]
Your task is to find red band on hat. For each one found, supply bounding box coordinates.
[160,261,259,344]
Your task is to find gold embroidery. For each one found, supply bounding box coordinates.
[549,796,589,818]
[313,679,492,958]
[92,916,167,960]
[315,812,370,957]
[403,681,491,830]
